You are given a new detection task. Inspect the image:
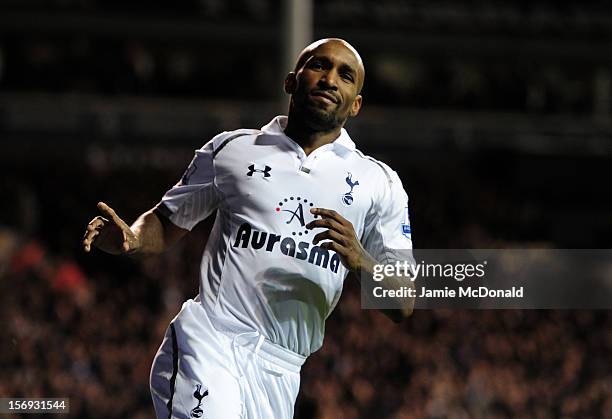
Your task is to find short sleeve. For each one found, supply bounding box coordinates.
[155,140,221,231]
[362,169,414,265]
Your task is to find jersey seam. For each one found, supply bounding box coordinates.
[353,149,395,260]
[370,174,394,265]
[210,131,257,312]
[212,130,260,159]
[353,149,394,184]
[212,206,234,312]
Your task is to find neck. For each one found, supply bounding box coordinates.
[284,112,342,156]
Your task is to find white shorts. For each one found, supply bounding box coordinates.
[149,298,305,419]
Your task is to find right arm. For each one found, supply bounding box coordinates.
[82,202,188,256]
[132,207,189,255]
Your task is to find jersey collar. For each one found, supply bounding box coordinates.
[261,116,356,156]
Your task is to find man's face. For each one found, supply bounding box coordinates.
[286,41,363,132]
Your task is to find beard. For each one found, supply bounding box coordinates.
[293,95,346,132]
[304,106,343,131]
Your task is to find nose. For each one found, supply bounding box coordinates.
[318,69,338,90]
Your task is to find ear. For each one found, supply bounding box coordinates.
[349,94,362,117]
[284,72,297,94]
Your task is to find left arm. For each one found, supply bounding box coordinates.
[307,208,414,322]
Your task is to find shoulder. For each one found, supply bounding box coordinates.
[194,128,262,157]
[209,128,262,157]
[184,129,261,179]
[349,147,402,187]
[348,147,409,212]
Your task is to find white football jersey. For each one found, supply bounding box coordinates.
[157,116,413,356]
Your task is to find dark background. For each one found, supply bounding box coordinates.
[0,1,610,418]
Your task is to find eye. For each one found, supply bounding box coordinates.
[341,72,354,82]
[310,61,323,70]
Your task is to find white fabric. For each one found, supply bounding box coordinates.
[158,116,413,357]
[150,299,302,419]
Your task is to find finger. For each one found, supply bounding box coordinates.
[122,230,132,253]
[84,229,101,243]
[83,229,101,251]
[97,202,130,230]
[83,224,101,243]
[320,240,348,255]
[312,229,346,246]
[87,217,106,231]
[84,217,104,234]
[83,230,100,248]
[306,217,345,233]
[310,207,350,226]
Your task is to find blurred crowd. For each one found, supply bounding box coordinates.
[0,158,610,418]
[1,228,610,418]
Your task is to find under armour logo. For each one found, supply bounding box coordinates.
[342,172,360,205]
[190,384,208,418]
[247,164,272,177]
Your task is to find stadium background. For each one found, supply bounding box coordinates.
[0,1,610,418]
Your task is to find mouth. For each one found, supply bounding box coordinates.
[310,91,340,104]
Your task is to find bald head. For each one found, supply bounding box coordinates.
[293,38,365,93]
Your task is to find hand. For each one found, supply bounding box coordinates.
[306,208,374,272]
[82,202,140,255]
